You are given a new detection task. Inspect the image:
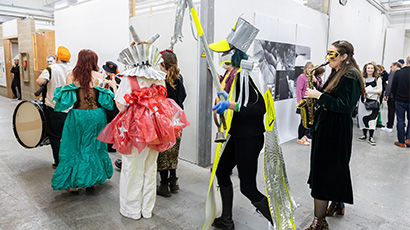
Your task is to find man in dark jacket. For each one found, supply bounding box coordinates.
[391,56,410,147]
[10,58,21,99]
[381,62,402,132]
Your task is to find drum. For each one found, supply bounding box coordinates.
[12,100,49,148]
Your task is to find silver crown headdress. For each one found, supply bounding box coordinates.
[117,26,165,80]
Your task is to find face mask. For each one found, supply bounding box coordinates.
[221,63,231,70]
[47,57,56,65]
[325,50,341,61]
[219,50,235,66]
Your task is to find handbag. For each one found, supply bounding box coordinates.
[364,98,379,110]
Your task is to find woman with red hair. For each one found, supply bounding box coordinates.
[51,49,114,192]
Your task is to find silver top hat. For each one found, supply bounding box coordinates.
[209,17,259,53]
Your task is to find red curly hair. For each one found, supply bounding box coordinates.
[73,49,99,91]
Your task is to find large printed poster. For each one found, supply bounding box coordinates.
[254,39,311,101]
[0,47,6,87]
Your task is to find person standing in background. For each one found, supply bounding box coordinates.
[46,55,56,65]
[156,49,187,197]
[36,46,73,168]
[357,62,382,146]
[102,61,121,152]
[313,67,325,91]
[381,62,402,133]
[391,56,410,148]
[296,61,314,146]
[10,57,21,100]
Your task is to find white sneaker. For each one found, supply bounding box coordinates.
[381,127,393,133]
[297,138,310,146]
[302,135,312,143]
[368,137,376,146]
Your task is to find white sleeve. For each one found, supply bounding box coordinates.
[38,68,50,81]
[115,76,131,106]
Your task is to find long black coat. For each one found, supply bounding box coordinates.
[308,70,361,204]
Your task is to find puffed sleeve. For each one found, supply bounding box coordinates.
[95,87,114,110]
[53,84,79,112]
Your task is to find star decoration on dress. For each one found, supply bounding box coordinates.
[148,106,159,116]
[119,123,128,138]
[172,111,185,126]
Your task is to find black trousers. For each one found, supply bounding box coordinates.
[386,98,396,128]
[11,78,21,99]
[216,134,265,203]
[45,106,67,165]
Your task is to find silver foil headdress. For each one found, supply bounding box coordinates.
[117,29,166,80]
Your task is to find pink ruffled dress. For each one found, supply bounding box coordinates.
[97,76,189,154]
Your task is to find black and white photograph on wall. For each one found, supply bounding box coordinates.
[295,44,311,77]
[255,39,306,101]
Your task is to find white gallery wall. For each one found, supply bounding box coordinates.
[384,28,406,67]
[54,0,129,69]
[404,36,410,58]
[328,0,388,68]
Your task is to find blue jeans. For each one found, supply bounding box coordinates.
[395,101,410,143]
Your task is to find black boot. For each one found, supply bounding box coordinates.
[252,196,273,225]
[169,176,179,193]
[212,185,234,230]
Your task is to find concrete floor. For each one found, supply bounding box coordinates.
[0,95,409,230]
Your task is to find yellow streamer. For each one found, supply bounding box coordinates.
[190,8,203,37]
[263,90,276,131]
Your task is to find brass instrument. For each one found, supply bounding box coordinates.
[296,62,328,129]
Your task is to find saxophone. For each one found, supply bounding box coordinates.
[296,62,329,129]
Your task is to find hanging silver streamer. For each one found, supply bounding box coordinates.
[264,120,297,230]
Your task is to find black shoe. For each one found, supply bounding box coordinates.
[368,137,376,146]
[212,185,234,230]
[157,183,172,197]
[169,177,179,193]
[252,197,273,225]
[212,216,235,230]
[376,124,384,128]
[52,163,58,169]
[108,144,116,152]
[358,136,367,141]
[114,159,122,170]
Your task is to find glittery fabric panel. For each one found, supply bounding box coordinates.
[264,120,297,230]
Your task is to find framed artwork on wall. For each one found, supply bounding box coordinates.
[20,53,29,82]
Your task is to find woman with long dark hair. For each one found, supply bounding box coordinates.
[156,50,187,197]
[51,49,114,192]
[304,40,365,229]
[357,62,382,146]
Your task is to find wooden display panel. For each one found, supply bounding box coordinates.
[32,30,55,71]
[3,39,13,98]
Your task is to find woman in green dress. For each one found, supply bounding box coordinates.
[51,49,114,191]
[303,40,365,230]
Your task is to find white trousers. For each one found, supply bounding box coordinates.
[119,147,159,219]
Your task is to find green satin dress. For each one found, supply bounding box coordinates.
[51,84,114,190]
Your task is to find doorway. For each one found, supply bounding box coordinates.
[3,37,20,99]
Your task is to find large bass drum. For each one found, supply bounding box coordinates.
[12,100,50,148]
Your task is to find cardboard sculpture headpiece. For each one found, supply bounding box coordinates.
[117,33,165,80]
[209,17,259,53]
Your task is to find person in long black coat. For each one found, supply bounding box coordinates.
[303,40,365,230]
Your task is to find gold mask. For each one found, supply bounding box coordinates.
[326,50,340,61]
